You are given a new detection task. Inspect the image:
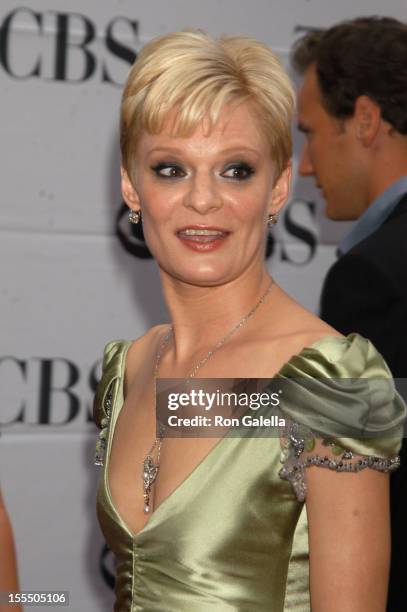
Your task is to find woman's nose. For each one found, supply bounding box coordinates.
[184,173,222,213]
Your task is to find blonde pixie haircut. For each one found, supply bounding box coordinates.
[120,30,295,182]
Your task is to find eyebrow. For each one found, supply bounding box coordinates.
[146,145,262,159]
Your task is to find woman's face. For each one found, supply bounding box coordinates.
[122,101,291,286]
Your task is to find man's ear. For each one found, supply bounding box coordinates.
[354,95,381,146]
[121,166,140,211]
[269,162,292,216]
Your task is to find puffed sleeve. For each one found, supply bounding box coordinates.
[276,333,406,501]
[93,340,130,466]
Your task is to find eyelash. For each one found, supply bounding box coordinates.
[150,162,255,181]
[151,163,185,178]
[222,163,255,180]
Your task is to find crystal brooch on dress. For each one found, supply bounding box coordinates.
[94,386,114,467]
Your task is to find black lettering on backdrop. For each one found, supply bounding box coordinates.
[0,8,138,84]
[0,357,26,424]
[36,358,80,424]
[53,12,96,82]
[0,8,42,78]
[87,359,102,422]
[265,232,275,259]
[102,17,138,85]
[0,356,104,426]
[281,199,317,264]
[116,201,153,259]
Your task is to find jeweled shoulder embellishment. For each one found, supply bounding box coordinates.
[279,420,401,502]
[94,384,114,467]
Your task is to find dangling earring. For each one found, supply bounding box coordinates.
[129,210,142,224]
[267,213,278,227]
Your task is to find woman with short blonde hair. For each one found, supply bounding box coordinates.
[120,30,294,183]
[94,29,405,611]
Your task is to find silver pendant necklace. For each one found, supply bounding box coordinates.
[142,278,274,513]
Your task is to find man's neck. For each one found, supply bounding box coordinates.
[367,145,407,205]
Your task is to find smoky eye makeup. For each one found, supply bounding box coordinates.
[150,162,186,178]
[149,159,256,180]
[221,161,255,180]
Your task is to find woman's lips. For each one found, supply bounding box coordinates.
[176,228,230,252]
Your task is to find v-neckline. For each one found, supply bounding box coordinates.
[103,332,354,540]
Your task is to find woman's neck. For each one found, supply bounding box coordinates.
[158,266,273,362]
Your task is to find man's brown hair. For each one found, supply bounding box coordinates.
[291,16,407,134]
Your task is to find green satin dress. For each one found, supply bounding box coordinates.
[94,333,405,612]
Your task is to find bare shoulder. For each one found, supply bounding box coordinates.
[265,285,343,353]
[126,323,169,368]
[124,323,169,386]
[289,302,342,347]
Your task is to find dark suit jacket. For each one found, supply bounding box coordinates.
[320,193,407,612]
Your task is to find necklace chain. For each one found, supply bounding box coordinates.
[142,278,274,513]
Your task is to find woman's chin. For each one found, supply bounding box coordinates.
[160,265,236,287]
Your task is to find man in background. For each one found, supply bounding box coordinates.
[292,16,407,611]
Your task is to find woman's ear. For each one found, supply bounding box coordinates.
[121,166,140,211]
[269,162,292,216]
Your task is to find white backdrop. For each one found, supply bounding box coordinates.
[1,1,405,610]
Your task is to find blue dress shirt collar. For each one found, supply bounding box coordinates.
[338,175,407,256]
